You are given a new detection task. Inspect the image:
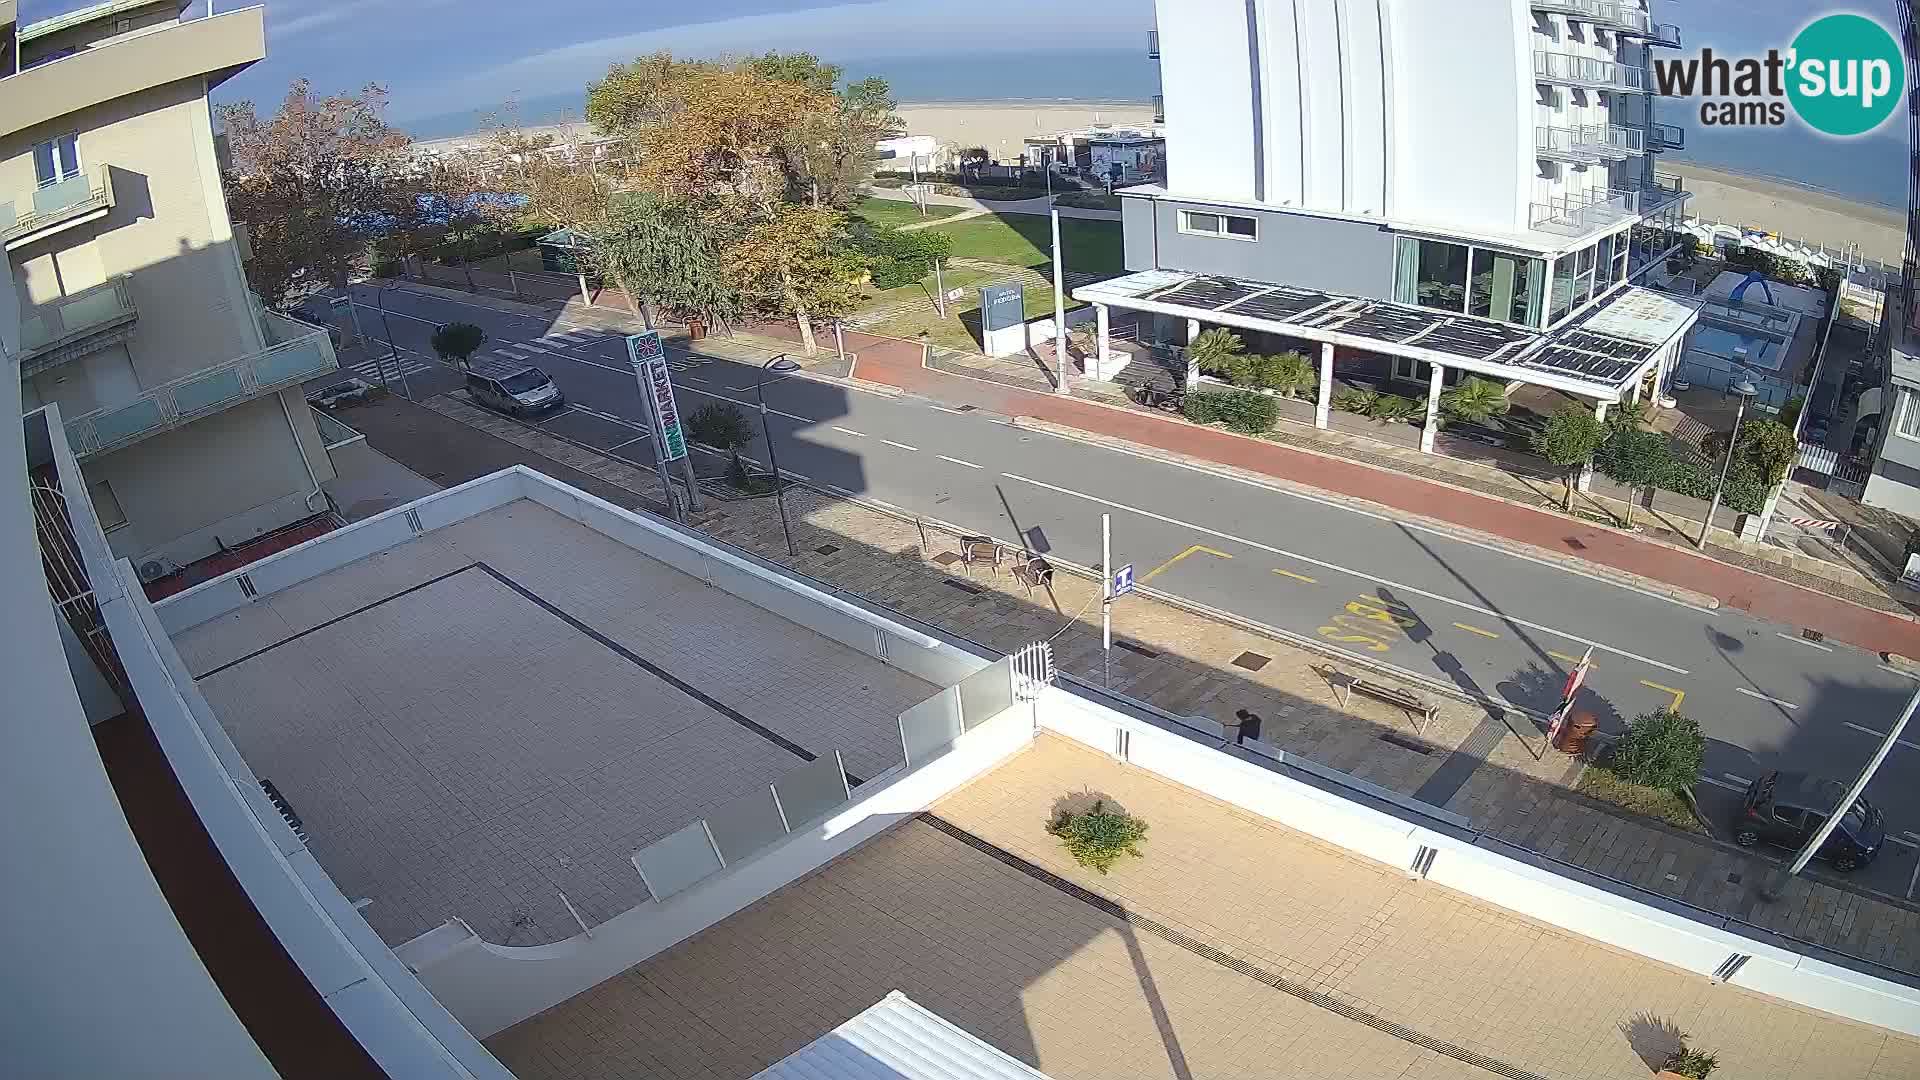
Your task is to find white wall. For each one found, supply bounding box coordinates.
[1033,685,1920,1039]
[400,707,1038,1038]
[1157,0,1259,201]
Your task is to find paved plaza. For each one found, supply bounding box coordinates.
[173,500,932,946]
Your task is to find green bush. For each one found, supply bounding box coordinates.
[1610,709,1706,793]
[1183,389,1277,434]
[1439,376,1511,426]
[1240,350,1315,397]
[430,322,486,365]
[1662,1045,1720,1079]
[850,221,952,289]
[1187,327,1246,379]
[1368,394,1423,423]
[1047,800,1148,875]
[1655,457,1716,500]
[1333,387,1379,414]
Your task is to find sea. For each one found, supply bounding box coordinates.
[398,48,1908,212]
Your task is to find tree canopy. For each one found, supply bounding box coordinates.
[1532,404,1608,511]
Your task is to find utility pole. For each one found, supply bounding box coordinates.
[1051,203,1070,396]
[934,259,947,318]
[1780,685,1918,886]
[1101,513,1113,689]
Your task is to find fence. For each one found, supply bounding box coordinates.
[1680,216,1904,280]
[413,261,593,305]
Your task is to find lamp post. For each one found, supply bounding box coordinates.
[1697,377,1757,547]
[757,355,802,558]
[373,283,411,400]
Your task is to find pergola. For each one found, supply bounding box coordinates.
[1073,270,1701,454]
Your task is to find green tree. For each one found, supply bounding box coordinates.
[729,204,867,353]
[1595,425,1674,527]
[1438,377,1511,427]
[596,194,743,327]
[1187,327,1246,379]
[1737,418,1798,488]
[1531,404,1608,512]
[430,322,486,368]
[686,403,757,473]
[1611,708,1707,793]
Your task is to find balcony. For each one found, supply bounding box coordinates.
[61,312,338,462]
[1534,50,1652,92]
[1530,188,1637,237]
[1536,123,1644,163]
[17,275,138,377]
[1649,121,1684,151]
[1532,0,1656,36]
[1618,171,1690,214]
[1147,29,1159,58]
[1152,94,1164,123]
[1648,22,1681,48]
[0,164,113,249]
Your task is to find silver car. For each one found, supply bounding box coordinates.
[467,367,563,415]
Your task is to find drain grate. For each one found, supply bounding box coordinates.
[1115,639,1159,658]
[814,544,841,556]
[1378,732,1434,756]
[932,551,960,566]
[1727,872,1743,885]
[1801,628,1825,644]
[1232,651,1271,672]
[944,579,985,595]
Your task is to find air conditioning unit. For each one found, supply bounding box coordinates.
[136,558,180,584]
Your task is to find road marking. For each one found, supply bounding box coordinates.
[930,405,968,415]
[606,433,651,452]
[497,348,530,360]
[1775,632,1834,652]
[1639,680,1685,712]
[1735,687,1800,710]
[1723,773,1753,786]
[1141,544,1233,583]
[1453,622,1500,639]
[1548,650,1595,668]
[1271,568,1317,584]
[1698,776,1747,793]
[938,454,983,469]
[1841,722,1920,750]
[1886,834,1920,848]
[882,439,919,452]
[1880,664,1919,680]
[1000,471,1689,675]
[831,427,867,437]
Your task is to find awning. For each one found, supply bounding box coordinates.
[1074,270,1702,400]
[750,991,1059,1080]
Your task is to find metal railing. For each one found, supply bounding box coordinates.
[1530,187,1636,236]
[310,407,364,450]
[1538,124,1643,162]
[18,275,138,366]
[1151,94,1164,123]
[0,164,113,245]
[1649,121,1685,150]
[1147,28,1159,58]
[1649,21,1682,47]
[1533,50,1652,91]
[1533,0,1657,36]
[63,323,338,461]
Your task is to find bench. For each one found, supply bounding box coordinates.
[1321,668,1440,733]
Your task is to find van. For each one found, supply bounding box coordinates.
[467,366,563,415]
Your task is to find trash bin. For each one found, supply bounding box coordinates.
[1556,710,1599,756]
[688,317,708,340]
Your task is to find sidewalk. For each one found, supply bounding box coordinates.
[341,388,1920,980]
[865,184,1122,221]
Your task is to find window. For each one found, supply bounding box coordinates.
[87,479,127,532]
[1178,209,1258,241]
[1468,248,1548,325]
[1898,388,1920,440]
[1546,257,1576,325]
[1574,243,1598,304]
[1392,237,1470,312]
[32,133,81,187]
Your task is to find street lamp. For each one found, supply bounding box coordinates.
[757,355,802,558]
[373,283,411,400]
[1696,377,1758,547]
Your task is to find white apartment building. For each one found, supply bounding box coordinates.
[1078,0,1702,454]
[2,0,339,583]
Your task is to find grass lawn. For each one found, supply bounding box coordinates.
[927,213,1124,276]
[851,196,964,229]
[1576,766,1705,833]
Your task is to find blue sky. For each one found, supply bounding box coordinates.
[18,1,1904,124]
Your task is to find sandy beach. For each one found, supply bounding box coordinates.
[896,101,1158,159]
[1662,162,1905,266]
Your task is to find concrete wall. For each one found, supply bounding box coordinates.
[85,391,324,568]
[1033,685,1920,1039]
[1122,193,1156,272]
[1147,196,1397,297]
[398,707,1038,1038]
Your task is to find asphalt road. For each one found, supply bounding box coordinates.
[316,284,1920,899]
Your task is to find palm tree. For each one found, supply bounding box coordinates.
[1187,327,1245,379]
[1438,376,1511,427]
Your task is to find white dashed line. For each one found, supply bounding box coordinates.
[1723,773,1752,786]
[930,405,968,415]
[832,427,868,437]
[1842,722,1920,750]
[1697,776,1747,793]
[1735,688,1799,709]
[1887,834,1920,849]
[938,454,982,469]
[1775,632,1833,652]
[1881,664,1919,680]
[882,439,919,452]
[999,471,1689,675]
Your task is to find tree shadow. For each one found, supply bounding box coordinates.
[1620,1011,1688,1072]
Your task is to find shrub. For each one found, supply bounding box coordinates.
[430,322,486,366]
[1610,708,1706,793]
[1368,394,1423,423]
[1183,389,1277,434]
[1439,376,1511,426]
[1662,1045,1720,1079]
[1594,425,1674,525]
[1187,327,1246,379]
[1656,456,1716,500]
[687,402,757,471]
[1532,404,1608,511]
[1243,350,1315,397]
[1047,800,1147,875]
[1333,387,1379,414]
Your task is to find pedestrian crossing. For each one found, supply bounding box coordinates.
[535,327,617,350]
[345,352,435,381]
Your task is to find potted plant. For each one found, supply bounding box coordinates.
[1046,799,1147,875]
[1658,1044,1719,1079]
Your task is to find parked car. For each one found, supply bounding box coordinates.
[307,378,375,410]
[467,366,563,415]
[1733,771,1885,872]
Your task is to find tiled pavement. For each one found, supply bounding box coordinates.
[488,736,1920,1080]
[174,500,931,947]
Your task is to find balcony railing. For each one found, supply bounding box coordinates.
[1649,122,1685,151]
[1532,0,1656,36]
[1147,29,1159,58]
[311,407,365,450]
[1152,94,1164,123]
[1530,187,1636,237]
[62,316,338,461]
[1537,123,1645,163]
[1649,22,1681,48]
[18,276,139,376]
[1534,50,1652,92]
[0,165,114,248]
[1618,171,1689,214]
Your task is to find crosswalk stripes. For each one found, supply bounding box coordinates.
[346,357,433,380]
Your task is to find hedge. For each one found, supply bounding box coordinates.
[1183,389,1278,434]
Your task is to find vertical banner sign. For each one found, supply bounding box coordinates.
[625,331,687,462]
[1545,646,1594,746]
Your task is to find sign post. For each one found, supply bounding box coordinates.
[626,331,702,517]
[1544,646,1593,749]
[1101,515,1135,689]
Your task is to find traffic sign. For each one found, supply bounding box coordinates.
[1111,563,1135,598]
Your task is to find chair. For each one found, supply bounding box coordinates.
[1013,554,1055,596]
[958,536,1004,577]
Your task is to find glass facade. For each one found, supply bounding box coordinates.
[1397,237,1547,328]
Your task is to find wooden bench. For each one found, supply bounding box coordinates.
[1320,668,1440,732]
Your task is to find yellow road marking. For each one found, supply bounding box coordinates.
[1141,544,1232,582]
[1453,622,1500,639]
[1549,650,1597,669]
[1272,568,1318,584]
[1640,680,1685,712]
